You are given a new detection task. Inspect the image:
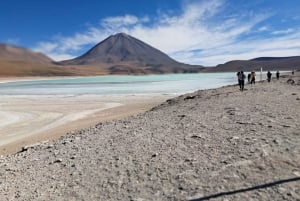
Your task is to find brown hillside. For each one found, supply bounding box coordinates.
[0,44,52,64]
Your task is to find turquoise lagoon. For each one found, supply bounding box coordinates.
[0,73,237,95]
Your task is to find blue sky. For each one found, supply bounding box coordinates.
[1,0,300,66]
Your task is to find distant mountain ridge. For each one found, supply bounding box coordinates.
[0,43,52,64]
[1,34,300,76]
[0,44,105,76]
[205,56,300,72]
[250,56,300,61]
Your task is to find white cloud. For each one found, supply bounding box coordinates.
[33,0,300,66]
[35,42,58,53]
[47,53,76,61]
[258,26,269,32]
[178,31,300,65]
[271,28,295,35]
[101,15,149,28]
[6,38,20,45]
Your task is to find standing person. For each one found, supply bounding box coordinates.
[237,71,246,91]
[247,73,251,84]
[276,71,280,80]
[267,71,272,82]
[250,71,256,85]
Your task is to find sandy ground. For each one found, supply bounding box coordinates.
[0,76,67,84]
[0,72,299,201]
[0,84,174,155]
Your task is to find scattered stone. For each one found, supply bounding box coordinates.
[178,114,186,118]
[47,145,54,149]
[151,153,159,158]
[292,170,300,177]
[184,95,195,100]
[19,142,42,153]
[53,158,63,163]
[75,137,81,141]
[236,121,255,125]
[191,135,203,140]
[287,79,295,84]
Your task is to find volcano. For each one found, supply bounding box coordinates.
[58,33,203,74]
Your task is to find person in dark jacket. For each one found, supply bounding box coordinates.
[237,71,246,91]
[250,71,256,85]
[276,71,280,80]
[247,73,251,83]
[267,71,272,82]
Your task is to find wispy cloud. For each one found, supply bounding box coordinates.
[187,31,300,65]
[33,0,300,66]
[102,15,149,29]
[258,26,269,32]
[6,38,20,45]
[271,28,296,35]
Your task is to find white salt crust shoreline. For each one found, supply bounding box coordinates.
[0,93,173,155]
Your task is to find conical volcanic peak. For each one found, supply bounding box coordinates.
[57,33,204,74]
[59,33,180,66]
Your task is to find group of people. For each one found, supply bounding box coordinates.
[267,70,280,82]
[237,71,256,91]
[236,70,280,91]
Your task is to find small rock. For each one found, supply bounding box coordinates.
[261,149,269,157]
[231,136,240,140]
[47,145,54,149]
[184,95,195,100]
[287,79,295,84]
[292,170,300,176]
[151,153,159,158]
[62,140,71,145]
[178,114,186,118]
[53,158,63,163]
[191,135,202,139]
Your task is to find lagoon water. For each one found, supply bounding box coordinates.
[0,73,237,95]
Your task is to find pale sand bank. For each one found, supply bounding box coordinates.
[0,93,173,155]
[0,76,65,83]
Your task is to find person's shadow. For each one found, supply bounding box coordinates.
[189,177,300,201]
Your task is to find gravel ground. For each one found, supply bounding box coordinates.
[0,72,299,201]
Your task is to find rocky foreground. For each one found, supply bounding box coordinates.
[0,72,299,201]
